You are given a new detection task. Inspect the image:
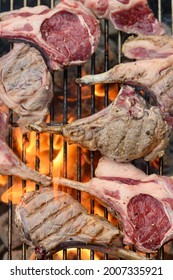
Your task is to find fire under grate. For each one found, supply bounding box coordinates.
[0,0,173,260]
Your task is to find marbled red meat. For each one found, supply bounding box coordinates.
[122,35,173,60]
[77,0,165,35]
[55,157,173,253]
[0,1,100,70]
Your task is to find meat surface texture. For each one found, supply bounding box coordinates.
[0,1,100,70]
[0,43,53,131]
[0,111,51,186]
[122,35,173,60]
[75,55,173,124]
[15,188,147,260]
[28,85,171,162]
[78,0,165,35]
[55,157,173,253]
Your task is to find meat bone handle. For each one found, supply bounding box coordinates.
[43,241,150,261]
[53,177,89,193]
[27,123,64,134]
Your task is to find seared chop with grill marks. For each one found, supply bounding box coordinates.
[54,157,173,253]
[77,0,165,35]
[0,111,51,186]
[75,55,173,123]
[15,188,148,260]
[0,43,53,131]
[28,85,170,162]
[122,35,173,60]
[0,0,100,71]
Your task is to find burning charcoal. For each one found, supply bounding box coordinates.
[53,156,173,254]
[0,43,53,131]
[15,188,148,260]
[0,111,51,186]
[122,35,173,60]
[28,85,171,162]
[75,55,173,123]
[77,0,165,35]
[0,1,100,71]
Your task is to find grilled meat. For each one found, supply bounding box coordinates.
[54,156,173,253]
[28,85,170,162]
[0,43,53,131]
[77,0,165,35]
[0,111,51,186]
[15,188,148,260]
[122,35,173,60]
[75,55,173,124]
[0,1,100,70]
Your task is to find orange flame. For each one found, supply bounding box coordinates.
[95,83,118,101]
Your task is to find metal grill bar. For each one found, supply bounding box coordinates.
[0,0,172,260]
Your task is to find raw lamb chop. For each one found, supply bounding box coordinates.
[0,111,51,186]
[28,85,171,162]
[54,156,173,253]
[0,0,100,70]
[75,55,173,124]
[0,43,53,131]
[77,0,165,35]
[122,35,173,60]
[15,188,148,260]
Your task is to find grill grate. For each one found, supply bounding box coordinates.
[0,0,173,260]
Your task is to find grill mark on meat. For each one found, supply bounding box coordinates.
[27,201,84,236]
[80,219,106,243]
[15,189,150,259]
[36,212,84,243]
[26,197,68,217]
[0,43,53,130]
[29,85,171,162]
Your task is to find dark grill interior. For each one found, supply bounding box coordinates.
[0,0,173,260]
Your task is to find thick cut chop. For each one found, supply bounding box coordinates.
[0,43,53,131]
[15,188,148,260]
[55,157,173,253]
[122,35,173,60]
[0,111,51,186]
[75,55,173,123]
[78,0,165,35]
[0,1,100,70]
[28,85,170,162]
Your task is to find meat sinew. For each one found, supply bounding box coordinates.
[0,0,100,70]
[0,43,53,131]
[78,0,165,35]
[54,157,173,253]
[28,85,170,162]
[0,111,51,186]
[122,35,173,60]
[75,55,173,124]
[15,188,148,260]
